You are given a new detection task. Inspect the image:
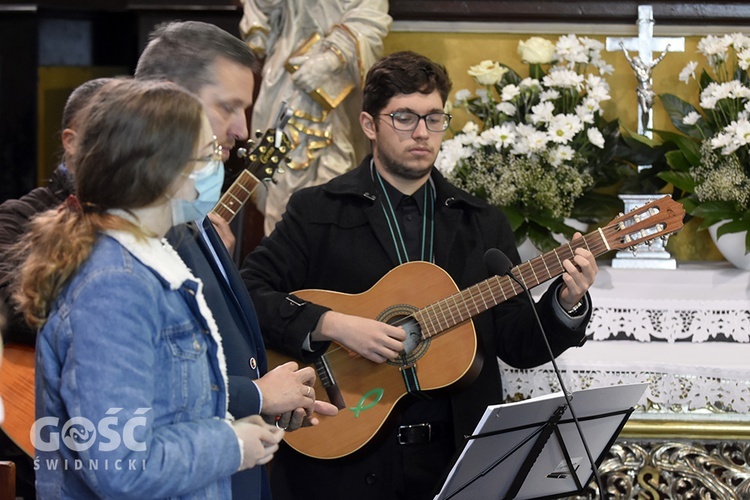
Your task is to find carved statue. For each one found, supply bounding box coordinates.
[240,0,392,235]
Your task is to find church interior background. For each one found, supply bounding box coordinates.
[2,1,750,498]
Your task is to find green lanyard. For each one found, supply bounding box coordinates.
[373,166,435,265]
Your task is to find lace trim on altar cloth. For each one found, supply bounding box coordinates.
[590,306,750,343]
[500,367,750,414]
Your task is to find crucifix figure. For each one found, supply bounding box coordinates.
[607,5,684,269]
[621,42,669,133]
[607,5,684,138]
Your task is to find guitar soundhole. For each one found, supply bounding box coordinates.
[377,304,430,367]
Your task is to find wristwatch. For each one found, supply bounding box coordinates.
[566,300,584,315]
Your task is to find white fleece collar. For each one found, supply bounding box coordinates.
[103,227,232,418]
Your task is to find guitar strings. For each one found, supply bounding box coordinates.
[316,221,635,367]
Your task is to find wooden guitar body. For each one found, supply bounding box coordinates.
[268,261,481,460]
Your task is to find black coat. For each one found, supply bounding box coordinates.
[241,156,590,500]
[168,219,270,500]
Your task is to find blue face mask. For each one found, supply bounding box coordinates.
[171,160,224,226]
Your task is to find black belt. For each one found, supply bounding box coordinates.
[397,422,450,445]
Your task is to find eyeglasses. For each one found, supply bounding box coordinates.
[188,136,223,180]
[378,111,452,132]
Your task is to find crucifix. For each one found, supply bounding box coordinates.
[606,5,684,270]
[606,5,685,140]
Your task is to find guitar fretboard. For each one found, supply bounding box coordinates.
[412,227,614,339]
[211,170,260,223]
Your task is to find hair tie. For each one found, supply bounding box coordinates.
[59,194,84,214]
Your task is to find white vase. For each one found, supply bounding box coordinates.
[708,223,750,270]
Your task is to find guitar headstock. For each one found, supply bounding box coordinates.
[603,196,686,251]
[236,128,292,185]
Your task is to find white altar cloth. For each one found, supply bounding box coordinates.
[504,263,750,414]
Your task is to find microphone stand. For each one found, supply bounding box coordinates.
[487,249,606,499]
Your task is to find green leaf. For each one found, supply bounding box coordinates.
[663,150,692,172]
[572,192,623,223]
[653,130,701,166]
[527,223,560,253]
[500,205,525,231]
[657,171,696,193]
[698,68,715,91]
[659,94,703,139]
[692,201,742,226]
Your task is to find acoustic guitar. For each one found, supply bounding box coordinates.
[0,117,292,458]
[267,196,686,460]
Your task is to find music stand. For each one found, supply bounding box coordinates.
[435,383,648,500]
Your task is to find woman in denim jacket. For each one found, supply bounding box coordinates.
[13,79,283,499]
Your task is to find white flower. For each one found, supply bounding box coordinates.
[587,127,605,148]
[678,61,698,84]
[530,101,555,124]
[548,114,583,144]
[518,36,556,64]
[524,130,550,153]
[501,84,521,102]
[454,89,472,104]
[467,60,508,86]
[585,81,611,103]
[540,89,560,102]
[438,32,615,231]
[575,106,595,125]
[682,111,702,126]
[698,35,731,68]
[434,138,473,175]
[548,145,576,167]
[733,118,750,146]
[543,68,584,90]
[711,131,740,155]
[594,61,615,75]
[731,33,750,51]
[555,34,588,65]
[462,121,480,135]
[700,83,720,109]
[519,77,541,91]
[480,123,516,149]
[496,102,517,115]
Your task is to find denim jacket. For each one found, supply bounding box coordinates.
[35,230,241,499]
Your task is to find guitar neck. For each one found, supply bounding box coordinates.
[211,170,261,223]
[415,228,612,339]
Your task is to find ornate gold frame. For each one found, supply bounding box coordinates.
[622,417,750,441]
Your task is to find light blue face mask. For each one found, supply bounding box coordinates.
[171,160,224,226]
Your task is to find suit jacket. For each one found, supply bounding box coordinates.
[240,156,591,500]
[168,219,270,500]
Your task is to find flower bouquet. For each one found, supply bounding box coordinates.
[436,35,633,252]
[658,33,750,255]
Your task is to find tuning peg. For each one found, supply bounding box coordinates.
[236,147,247,158]
[255,129,263,138]
[277,166,285,175]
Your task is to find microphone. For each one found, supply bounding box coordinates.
[483,248,605,497]
[483,247,513,277]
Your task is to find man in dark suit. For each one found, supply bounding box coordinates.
[135,21,336,499]
[240,51,599,500]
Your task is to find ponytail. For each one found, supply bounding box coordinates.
[13,195,141,328]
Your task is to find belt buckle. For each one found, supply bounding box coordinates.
[398,423,432,445]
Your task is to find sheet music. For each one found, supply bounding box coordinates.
[436,383,647,500]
